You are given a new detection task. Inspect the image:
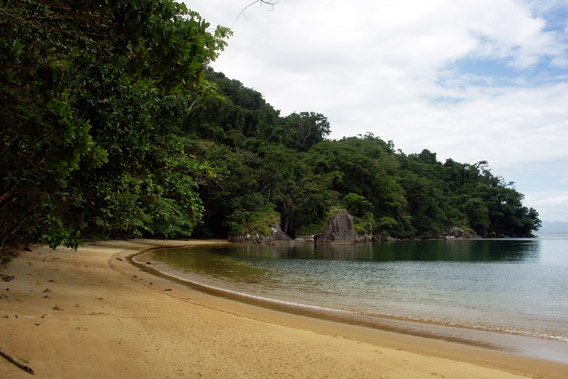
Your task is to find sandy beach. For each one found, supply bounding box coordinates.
[1,239,567,378]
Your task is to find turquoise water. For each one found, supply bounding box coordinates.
[135,235,568,362]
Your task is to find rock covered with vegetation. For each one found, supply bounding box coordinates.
[228,220,291,244]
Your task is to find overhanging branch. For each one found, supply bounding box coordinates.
[235,0,279,24]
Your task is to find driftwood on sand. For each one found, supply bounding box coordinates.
[0,347,35,375]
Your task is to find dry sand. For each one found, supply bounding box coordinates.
[1,239,567,378]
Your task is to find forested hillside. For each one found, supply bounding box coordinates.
[0,1,540,251]
[186,70,540,239]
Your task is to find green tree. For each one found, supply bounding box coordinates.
[0,0,230,249]
[284,112,330,152]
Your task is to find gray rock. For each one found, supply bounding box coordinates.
[450,228,465,237]
[229,222,291,243]
[269,222,292,241]
[316,213,354,244]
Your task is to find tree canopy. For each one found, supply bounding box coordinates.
[0,0,540,251]
[0,0,230,249]
[185,70,540,239]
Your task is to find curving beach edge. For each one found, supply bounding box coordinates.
[1,239,567,378]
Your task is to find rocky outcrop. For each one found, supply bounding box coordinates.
[355,234,373,242]
[294,235,315,243]
[450,228,465,238]
[269,222,292,241]
[447,228,478,239]
[228,222,291,244]
[315,212,355,244]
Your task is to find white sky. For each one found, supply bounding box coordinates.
[186,0,568,222]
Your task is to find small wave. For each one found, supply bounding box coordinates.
[354,310,568,343]
[134,255,568,344]
[133,255,350,314]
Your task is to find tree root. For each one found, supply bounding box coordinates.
[0,348,35,375]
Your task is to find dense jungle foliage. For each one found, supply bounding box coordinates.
[0,1,540,251]
[187,70,541,239]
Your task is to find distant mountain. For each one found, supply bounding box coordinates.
[538,221,568,234]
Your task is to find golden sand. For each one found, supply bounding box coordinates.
[1,239,566,378]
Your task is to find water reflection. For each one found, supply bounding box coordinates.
[361,239,541,263]
[198,239,541,264]
[142,236,568,358]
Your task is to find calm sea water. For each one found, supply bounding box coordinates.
[134,234,568,363]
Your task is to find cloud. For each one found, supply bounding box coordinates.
[525,190,568,222]
[187,0,568,220]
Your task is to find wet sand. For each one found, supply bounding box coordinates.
[1,239,567,378]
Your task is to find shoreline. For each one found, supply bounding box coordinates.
[133,246,568,364]
[1,239,567,378]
